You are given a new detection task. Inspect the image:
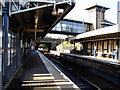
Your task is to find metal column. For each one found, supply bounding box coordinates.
[115,39,119,60]
[74,41,75,54]
[2,2,9,82]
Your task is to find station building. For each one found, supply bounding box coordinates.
[68,5,120,60]
[51,4,120,60]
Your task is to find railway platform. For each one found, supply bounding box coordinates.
[60,53,120,85]
[6,50,80,90]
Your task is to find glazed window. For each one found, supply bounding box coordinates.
[11,49,13,64]
[104,41,107,49]
[8,33,11,49]
[88,43,91,53]
[104,41,108,54]
[98,42,101,52]
[7,50,10,65]
[11,35,14,48]
[0,29,2,49]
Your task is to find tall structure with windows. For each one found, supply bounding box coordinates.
[85,5,115,30]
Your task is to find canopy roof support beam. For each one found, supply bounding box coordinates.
[9,0,72,15]
[23,29,44,32]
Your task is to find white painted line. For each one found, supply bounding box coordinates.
[36,50,80,89]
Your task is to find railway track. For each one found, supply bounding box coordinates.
[44,53,101,89]
[43,52,119,89]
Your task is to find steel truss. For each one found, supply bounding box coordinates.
[9,0,74,15]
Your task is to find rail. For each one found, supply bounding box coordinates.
[45,53,101,89]
[60,53,120,86]
[45,53,120,89]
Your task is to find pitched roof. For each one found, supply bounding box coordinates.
[101,20,116,26]
[85,4,110,10]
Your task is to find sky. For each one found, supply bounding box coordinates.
[65,0,118,24]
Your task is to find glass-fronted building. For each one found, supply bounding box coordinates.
[52,19,92,35]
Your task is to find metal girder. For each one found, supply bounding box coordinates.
[38,25,50,28]
[10,4,53,15]
[22,0,55,3]
[9,0,73,15]
[23,29,44,32]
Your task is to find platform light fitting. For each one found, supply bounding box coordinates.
[58,8,64,14]
[52,2,57,16]
[52,8,64,16]
[52,8,57,15]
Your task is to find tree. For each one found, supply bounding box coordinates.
[39,44,48,49]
